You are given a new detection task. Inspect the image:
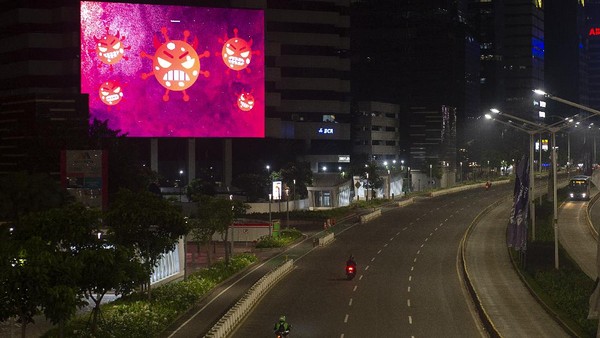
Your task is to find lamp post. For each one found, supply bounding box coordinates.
[488,107,581,269]
[429,164,432,189]
[485,112,539,242]
[268,193,272,236]
[460,162,463,182]
[365,172,369,201]
[292,179,296,212]
[285,186,290,227]
[178,169,184,202]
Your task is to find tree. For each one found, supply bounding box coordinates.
[105,189,187,300]
[279,162,313,199]
[78,241,146,334]
[0,234,50,338]
[0,203,98,338]
[195,196,249,265]
[186,217,217,266]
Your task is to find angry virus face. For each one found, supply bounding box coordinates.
[90,27,130,70]
[99,80,123,106]
[237,92,255,111]
[141,27,210,102]
[98,80,123,106]
[218,28,260,76]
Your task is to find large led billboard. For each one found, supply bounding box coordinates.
[80,1,264,138]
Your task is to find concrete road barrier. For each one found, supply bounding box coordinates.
[204,259,294,338]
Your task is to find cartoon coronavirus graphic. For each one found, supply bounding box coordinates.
[218,28,260,77]
[237,91,255,111]
[89,27,130,71]
[141,27,210,102]
[98,80,124,106]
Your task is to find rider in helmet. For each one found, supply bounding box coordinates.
[346,254,356,268]
[274,315,291,336]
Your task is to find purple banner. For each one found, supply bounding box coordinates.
[508,154,530,251]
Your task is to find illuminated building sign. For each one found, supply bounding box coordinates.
[80,1,265,138]
[318,127,334,134]
[590,28,600,36]
[338,155,350,163]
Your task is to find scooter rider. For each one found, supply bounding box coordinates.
[274,315,291,336]
[346,254,356,268]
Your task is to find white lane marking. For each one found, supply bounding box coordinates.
[435,227,438,231]
[397,232,401,235]
[359,275,363,280]
[365,265,370,270]
[417,250,421,255]
[409,316,413,324]
[408,286,411,292]
[377,249,382,254]
[341,334,344,338]
[409,275,412,282]
[390,237,394,241]
[445,218,449,222]
[407,299,411,307]
[371,257,375,262]
[404,226,409,230]
[425,238,429,242]
[344,314,349,323]
[430,232,433,236]
[420,244,424,248]
[411,266,414,271]
[349,298,353,306]
[413,257,417,263]
[384,243,388,247]
[353,285,358,292]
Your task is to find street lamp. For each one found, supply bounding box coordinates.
[486,111,540,242]
[178,169,184,202]
[292,179,296,212]
[268,193,272,236]
[365,172,369,201]
[429,164,432,189]
[285,186,290,227]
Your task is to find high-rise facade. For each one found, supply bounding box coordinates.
[351,0,474,172]
[231,0,352,175]
[0,0,352,182]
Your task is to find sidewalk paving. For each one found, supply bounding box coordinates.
[465,198,571,337]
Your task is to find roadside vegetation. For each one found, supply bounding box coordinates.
[510,187,598,337]
[42,253,257,338]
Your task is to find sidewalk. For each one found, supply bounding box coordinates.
[463,185,600,338]
[465,198,571,337]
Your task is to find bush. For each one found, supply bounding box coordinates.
[43,253,257,338]
[255,228,303,248]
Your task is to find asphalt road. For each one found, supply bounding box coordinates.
[231,184,512,338]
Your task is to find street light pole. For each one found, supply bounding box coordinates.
[285,186,290,227]
[268,193,272,236]
[552,129,559,269]
[429,164,432,189]
[486,113,539,241]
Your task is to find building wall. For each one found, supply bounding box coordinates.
[0,1,80,96]
[352,101,401,162]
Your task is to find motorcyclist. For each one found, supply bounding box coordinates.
[346,254,356,268]
[274,315,291,336]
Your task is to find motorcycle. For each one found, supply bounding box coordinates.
[275,329,290,338]
[346,263,356,280]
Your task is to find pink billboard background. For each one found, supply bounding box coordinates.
[80,1,264,138]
